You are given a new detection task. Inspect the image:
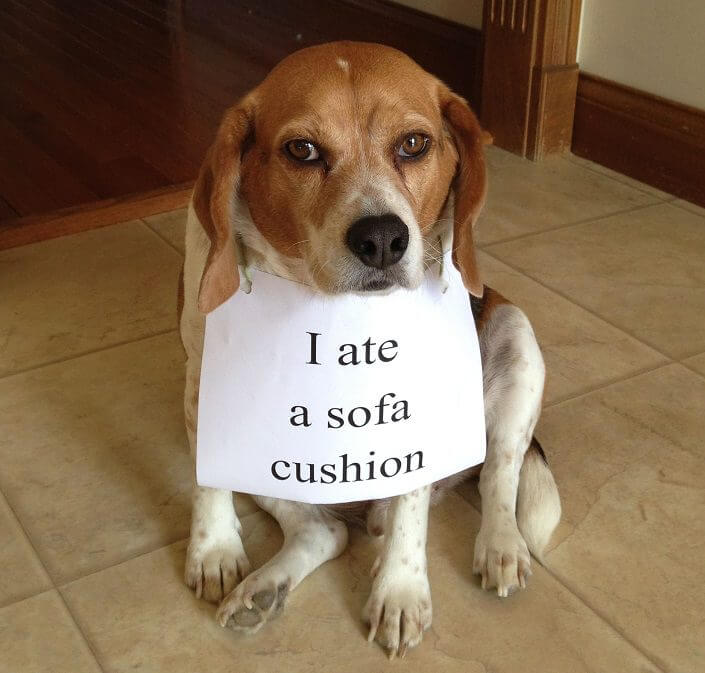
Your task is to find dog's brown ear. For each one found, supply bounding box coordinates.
[440,88,488,298]
[193,101,254,313]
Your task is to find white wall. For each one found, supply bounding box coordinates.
[578,0,705,110]
[394,0,483,30]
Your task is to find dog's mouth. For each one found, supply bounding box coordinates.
[360,277,394,292]
[347,265,412,294]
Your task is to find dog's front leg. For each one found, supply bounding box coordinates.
[183,359,251,603]
[473,300,556,596]
[363,485,432,659]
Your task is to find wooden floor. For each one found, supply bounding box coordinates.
[0,0,480,224]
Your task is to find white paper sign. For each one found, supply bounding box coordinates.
[197,251,485,504]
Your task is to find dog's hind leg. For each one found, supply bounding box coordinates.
[473,296,560,597]
[216,497,348,633]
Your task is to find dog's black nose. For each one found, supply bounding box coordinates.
[346,214,409,269]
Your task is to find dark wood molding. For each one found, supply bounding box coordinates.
[0,183,192,251]
[481,0,581,159]
[572,73,705,207]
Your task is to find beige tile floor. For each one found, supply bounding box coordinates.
[1,148,703,672]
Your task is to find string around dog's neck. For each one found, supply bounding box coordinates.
[235,232,254,294]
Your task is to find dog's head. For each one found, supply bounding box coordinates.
[194,41,489,313]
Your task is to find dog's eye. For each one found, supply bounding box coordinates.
[284,139,320,162]
[398,133,429,159]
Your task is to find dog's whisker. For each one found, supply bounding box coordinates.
[283,239,311,253]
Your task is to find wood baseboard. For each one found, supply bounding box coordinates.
[0,183,192,251]
[572,73,705,207]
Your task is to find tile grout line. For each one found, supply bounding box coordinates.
[573,155,705,219]
[540,361,677,411]
[539,564,669,673]
[53,509,262,588]
[678,355,705,380]
[55,590,108,673]
[139,218,185,259]
[542,361,674,409]
[56,536,188,589]
[0,494,107,670]
[477,201,660,249]
[669,200,705,218]
[479,248,678,362]
[679,363,705,381]
[56,504,266,591]
[565,155,677,202]
[0,584,108,673]
[53,508,269,590]
[0,328,180,382]
[0,489,55,607]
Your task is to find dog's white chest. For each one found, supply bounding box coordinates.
[197,252,486,503]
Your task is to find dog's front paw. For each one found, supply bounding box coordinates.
[216,565,291,634]
[473,522,531,597]
[185,533,250,603]
[363,560,432,659]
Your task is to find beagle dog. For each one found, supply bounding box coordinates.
[179,41,561,658]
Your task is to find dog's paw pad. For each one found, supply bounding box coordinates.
[252,589,276,611]
[217,573,290,634]
[231,605,262,628]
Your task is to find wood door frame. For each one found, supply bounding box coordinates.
[481,0,582,160]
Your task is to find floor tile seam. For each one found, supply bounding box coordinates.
[564,157,677,202]
[541,361,677,411]
[139,218,185,258]
[679,359,705,380]
[54,587,108,673]
[54,533,189,588]
[0,328,180,382]
[542,360,674,409]
[54,510,263,588]
[669,200,705,219]
[478,249,677,360]
[478,201,661,248]
[539,564,669,673]
[0,586,56,612]
[0,584,108,672]
[0,489,56,603]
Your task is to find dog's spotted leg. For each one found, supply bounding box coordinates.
[185,486,251,602]
[474,302,547,596]
[217,497,348,633]
[183,361,250,603]
[363,485,432,659]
